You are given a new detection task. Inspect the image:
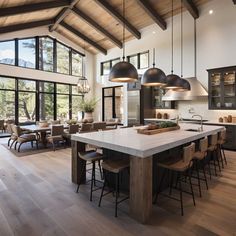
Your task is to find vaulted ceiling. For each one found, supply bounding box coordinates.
[0,0,220,55]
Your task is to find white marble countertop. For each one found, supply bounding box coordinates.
[144,118,236,126]
[71,124,223,158]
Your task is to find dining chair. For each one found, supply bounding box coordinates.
[12,125,38,152]
[47,125,66,151]
[93,122,106,131]
[0,120,5,133]
[63,124,79,145]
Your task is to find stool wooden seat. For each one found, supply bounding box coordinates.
[207,133,221,176]
[76,150,103,201]
[154,143,196,216]
[102,159,129,173]
[98,158,129,217]
[192,137,209,197]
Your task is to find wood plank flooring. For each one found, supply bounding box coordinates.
[0,138,235,236]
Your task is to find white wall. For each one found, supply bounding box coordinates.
[0,26,95,95]
[94,0,236,122]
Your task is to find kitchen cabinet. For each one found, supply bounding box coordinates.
[152,87,176,109]
[208,66,236,110]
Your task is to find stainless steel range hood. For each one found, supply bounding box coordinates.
[162,77,208,101]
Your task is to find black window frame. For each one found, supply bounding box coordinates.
[100,57,120,76]
[0,75,83,125]
[0,35,85,77]
[127,50,149,70]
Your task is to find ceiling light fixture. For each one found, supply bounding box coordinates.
[109,0,138,83]
[173,0,190,92]
[165,0,183,90]
[77,41,90,94]
[141,48,167,86]
[209,9,213,15]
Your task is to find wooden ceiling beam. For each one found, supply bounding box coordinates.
[0,0,70,18]
[72,7,122,48]
[59,21,107,55]
[233,0,236,4]
[49,0,80,32]
[94,0,141,39]
[182,0,199,19]
[0,19,54,34]
[136,0,166,30]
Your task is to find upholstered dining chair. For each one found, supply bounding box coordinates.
[0,120,5,132]
[12,125,38,152]
[63,124,79,145]
[47,125,66,151]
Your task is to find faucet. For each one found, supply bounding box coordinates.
[192,114,203,131]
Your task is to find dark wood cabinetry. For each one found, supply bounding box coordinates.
[208,66,236,110]
[152,87,176,109]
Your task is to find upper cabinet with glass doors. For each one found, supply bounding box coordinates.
[208,66,236,109]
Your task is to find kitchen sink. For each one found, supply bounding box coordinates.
[185,129,200,132]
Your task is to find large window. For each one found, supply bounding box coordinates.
[39,37,54,72]
[56,84,70,121]
[18,79,36,124]
[57,42,70,74]
[72,51,83,76]
[101,58,120,76]
[0,36,84,76]
[18,38,36,68]
[0,40,15,65]
[39,82,55,121]
[127,51,149,70]
[0,76,82,124]
[0,77,15,120]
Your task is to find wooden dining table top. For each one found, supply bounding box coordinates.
[20,124,69,132]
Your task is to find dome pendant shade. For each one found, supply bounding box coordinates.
[142,67,167,86]
[173,78,191,91]
[165,73,183,90]
[109,61,138,82]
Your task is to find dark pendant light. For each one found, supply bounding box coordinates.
[173,0,191,92]
[141,48,167,86]
[77,41,90,94]
[109,0,138,83]
[165,0,183,90]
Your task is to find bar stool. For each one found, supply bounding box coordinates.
[217,128,227,168]
[207,133,221,177]
[154,143,196,216]
[192,137,209,197]
[76,150,103,201]
[98,159,129,217]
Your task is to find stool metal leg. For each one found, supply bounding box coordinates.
[179,173,184,216]
[196,161,202,197]
[201,161,208,190]
[222,148,227,165]
[188,169,196,206]
[98,171,106,207]
[90,162,96,201]
[115,173,119,217]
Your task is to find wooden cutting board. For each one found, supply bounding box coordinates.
[137,125,180,135]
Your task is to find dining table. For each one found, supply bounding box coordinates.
[20,124,68,146]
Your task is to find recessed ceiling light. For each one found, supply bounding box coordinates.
[209,9,213,15]
[152,31,156,34]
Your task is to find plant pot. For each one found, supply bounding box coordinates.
[84,112,93,123]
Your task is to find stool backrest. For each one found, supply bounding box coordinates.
[210,133,218,146]
[183,142,195,164]
[200,137,208,153]
[0,120,4,128]
[219,128,226,141]
[51,125,64,136]
[69,124,79,134]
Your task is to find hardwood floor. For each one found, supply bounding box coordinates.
[0,138,235,236]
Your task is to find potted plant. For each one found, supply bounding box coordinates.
[78,97,98,123]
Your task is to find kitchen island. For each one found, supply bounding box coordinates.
[71,123,223,223]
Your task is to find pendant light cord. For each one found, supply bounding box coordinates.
[153,48,155,67]
[83,39,86,77]
[181,0,183,78]
[194,18,197,77]
[171,0,174,74]
[122,0,125,61]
